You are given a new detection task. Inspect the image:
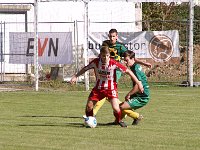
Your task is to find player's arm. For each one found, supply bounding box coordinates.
[70,66,88,84]
[125,68,144,93]
[125,84,139,100]
[70,59,95,84]
[114,59,144,93]
[135,58,152,68]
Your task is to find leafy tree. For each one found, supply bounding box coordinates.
[142,2,189,31]
[142,2,200,45]
[194,5,200,44]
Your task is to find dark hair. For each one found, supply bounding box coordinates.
[100,46,110,54]
[123,50,135,59]
[109,28,118,34]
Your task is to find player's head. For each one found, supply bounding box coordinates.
[100,46,110,63]
[108,28,118,45]
[123,50,135,67]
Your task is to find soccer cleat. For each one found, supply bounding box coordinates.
[119,120,128,128]
[83,115,96,119]
[82,115,87,119]
[132,115,143,125]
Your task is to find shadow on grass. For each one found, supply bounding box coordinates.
[18,122,85,128]
[18,122,115,127]
[17,115,116,127]
[18,115,82,119]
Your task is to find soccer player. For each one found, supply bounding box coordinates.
[70,46,144,127]
[92,28,152,117]
[120,50,150,125]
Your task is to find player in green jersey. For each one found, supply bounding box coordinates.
[120,50,150,125]
[91,29,151,117]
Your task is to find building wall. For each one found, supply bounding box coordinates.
[0,1,142,74]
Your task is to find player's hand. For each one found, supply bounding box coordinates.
[70,75,77,84]
[125,93,131,101]
[146,62,152,68]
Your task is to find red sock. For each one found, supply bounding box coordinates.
[86,109,93,117]
[113,110,122,123]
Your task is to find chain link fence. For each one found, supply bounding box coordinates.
[0,2,200,89]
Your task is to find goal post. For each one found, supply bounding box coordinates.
[188,0,194,87]
[34,0,39,91]
[83,0,90,91]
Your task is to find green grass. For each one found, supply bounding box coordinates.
[0,86,200,150]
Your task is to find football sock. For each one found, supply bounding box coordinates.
[86,108,93,117]
[122,109,139,119]
[93,98,122,116]
[93,97,107,116]
[113,110,122,123]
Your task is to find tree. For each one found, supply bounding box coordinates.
[142,2,190,45]
[194,5,200,44]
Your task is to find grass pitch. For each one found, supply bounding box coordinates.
[0,86,200,150]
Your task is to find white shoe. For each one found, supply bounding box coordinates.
[82,115,87,119]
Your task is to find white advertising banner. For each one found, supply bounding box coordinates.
[88,30,180,62]
[9,32,73,64]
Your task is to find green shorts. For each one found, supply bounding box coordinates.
[127,97,149,110]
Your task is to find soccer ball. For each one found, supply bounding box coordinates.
[84,116,97,128]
